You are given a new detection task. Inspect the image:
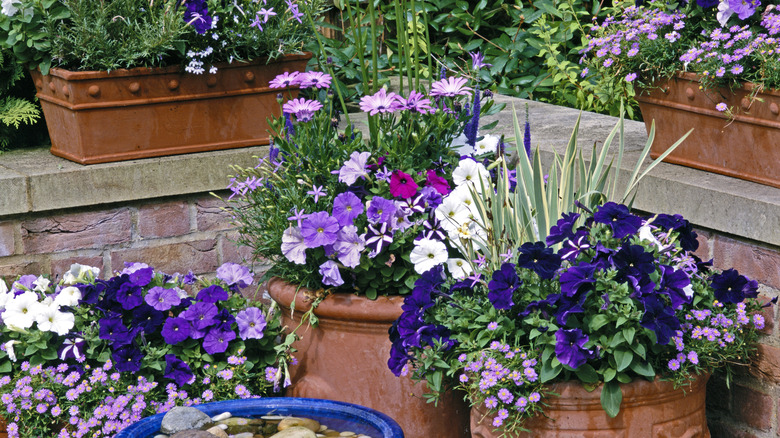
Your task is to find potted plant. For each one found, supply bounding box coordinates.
[583,0,780,188]
[388,132,769,436]
[0,0,322,164]
[0,262,290,437]
[221,57,500,436]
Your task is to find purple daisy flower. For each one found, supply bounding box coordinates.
[359,88,401,115]
[429,76,472,97]
[297,71,332,89]
[268,71,301,88]
[397,91,433,113]
[282,98,323,122]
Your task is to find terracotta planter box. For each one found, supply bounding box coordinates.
[635,72,780,189]
[267,277,471,438]
[29,53,311,164]
[470,375,709,437]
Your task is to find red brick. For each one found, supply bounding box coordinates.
[195,196,236,232]
[757,294,776,335]
[0,259,45,278]
[754,344,780,384]
[220,232,255,266]
[0,222,15,257]
[110,239,219,276]
[138,201,191,238]
[50,255,105,281]
[731,384,773,431]
[712,236,780,290]
[22,209,131,254]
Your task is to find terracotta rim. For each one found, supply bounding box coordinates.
[266,277,405,323]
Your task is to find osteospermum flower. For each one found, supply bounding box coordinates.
[359,88,401,115]
[282,98,323,122]
[429,76,473,97]
[268,71,300,88]
[297,71,332,89]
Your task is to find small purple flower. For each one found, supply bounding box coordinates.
[269,71,300,88]
[300,211,340,248]
[366,196,397,225]
[145,286,182,311]
[298,71,332,89]
[716,102,728,112]
[554,328,592,369]
[625,72,637,82]
[470,51,492,70]
[397,91,433,113]
[236,307,267,340]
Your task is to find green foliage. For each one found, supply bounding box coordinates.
[0,47,41,150]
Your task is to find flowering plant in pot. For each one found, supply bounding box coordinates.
[0,262,289,437]
[581,1,780,187]
[221,60,499,437]
[387,109,768,435]
[0,0,325,164]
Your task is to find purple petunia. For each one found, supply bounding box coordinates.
[196,285,229,303]
[203,328,237,355]
[366,196,397,225]
[554,328,593,369]
[164,354,194,387]
[182,301,219,331]
[710,269,758,304]
[161,317,191,345]
[593,202,642,239]
[487,263,519,310]
[333,225,365,268]
[332,192,364,226]
[216,263,253,289]
[300,211,340,248]
[145,286,182,311]
[236,307,267,340]
[319,260,344,287]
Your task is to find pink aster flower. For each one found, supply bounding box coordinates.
[282,98,323,122]
[429,76,472,97]
[716,102,728,112]
[359,88,401,115]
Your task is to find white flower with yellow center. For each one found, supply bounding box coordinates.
[435,196,470,233]
[446,258,473,280]
[452,159,491,193]
[2,291,40,331]
[410,238,448,274]
[474,134,499,155]
[36,303,74,336]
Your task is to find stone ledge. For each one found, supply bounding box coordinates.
[0,145,267,215]
[0,95,777,247]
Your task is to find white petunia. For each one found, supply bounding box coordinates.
[451,159,491,193]
[474,134,499,155]
[434,196,470,233]
[2,291,40,331]
[410,238,448,274]
[1,0,19,17]
[683,284,694,299]
[54,286,82,307]
[449,133,475,155]
[446,258,473,280]
[61,263,100,285]
[33,276,51,292]
[281,226,307,264]
[3,340,18,362]
[716,0,733,27]
[638,225,662,248]
[36,304,74,336]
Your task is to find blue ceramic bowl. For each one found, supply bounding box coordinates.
[115,397,404,438]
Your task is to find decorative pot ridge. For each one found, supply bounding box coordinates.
[470,375,710,438]
[30,53,311,164]
[266,277,404,323]
[636,72,780,189]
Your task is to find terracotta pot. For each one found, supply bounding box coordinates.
[267,277,471,438]
[635,72,780,189]
[0,418,5,438]
[29,53,311,164]
[471,375,710,438]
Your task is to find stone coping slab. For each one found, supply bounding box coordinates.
[0,95,777,246]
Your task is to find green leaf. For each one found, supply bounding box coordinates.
[0,361,11,373]
[588,314,609,331]
[540,359,562,382]
[630,361,655,377]
[574,364,599,383]
[622,327,635,345]
[601,380,622,418]
[614,348,633,372]
[603,367,616,382]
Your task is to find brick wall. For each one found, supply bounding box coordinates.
[0,192,265,294]
[695,230,780,437]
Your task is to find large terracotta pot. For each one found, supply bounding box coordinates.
[267,277,471,438]
[29,53,311,164]
[635,72,780,189]
[471,375,710,438]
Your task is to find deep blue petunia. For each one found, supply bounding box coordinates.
[132,304,165,333]
[388,338,413,377]
[640,295,680,345]
[164,354,194,387]
[695,0,718,7]
[559,263,596,297]
[112,344,143,372]
[593,202,642,239]
[488,263,520,310]
[98,315,137,346]
[658,265,692,309]
[554,328,593,369]
[554,292,588,325]
[116,282,143,310]
[611,244,656,280]
[196,285,229,303]
[546,212,581,246]
[516,242,562,280]
[710,269,759,304]
[161,317,192,345]
[653,213,699,252]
